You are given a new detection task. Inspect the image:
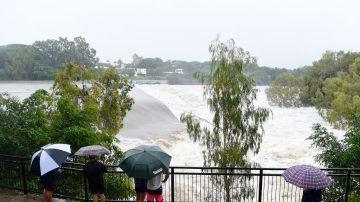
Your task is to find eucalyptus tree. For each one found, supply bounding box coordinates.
[180,38,270,201]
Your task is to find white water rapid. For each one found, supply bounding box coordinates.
[0,81,344,168]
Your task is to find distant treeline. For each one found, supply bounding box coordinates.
[0,36,298,85]
[0,37,98,80]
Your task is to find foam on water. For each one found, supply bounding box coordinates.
[0,82,345,168]
[135,84,345,168]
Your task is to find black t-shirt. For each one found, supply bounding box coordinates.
[84,160,107,186]
[301,189,322,202]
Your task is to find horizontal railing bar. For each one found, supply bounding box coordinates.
[2,154,360,171]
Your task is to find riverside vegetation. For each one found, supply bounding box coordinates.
[0,63,135,199]
[265,51,360,201]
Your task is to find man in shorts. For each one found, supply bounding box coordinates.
[40,168,61,202]
[134,178,147,202]
[84,155,107,202]
[146,168,170,202]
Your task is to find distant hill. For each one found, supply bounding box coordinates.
[0,38,301,85]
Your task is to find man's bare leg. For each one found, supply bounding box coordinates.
[100,193,105,202]
[93,194,98,202]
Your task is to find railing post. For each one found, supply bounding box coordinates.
[258,169,263,202]
[171,167,174,202]
[83,168,89,201]
[20,158,28,194]
[344,169,351,202]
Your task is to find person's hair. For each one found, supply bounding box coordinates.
[89,155,97,160]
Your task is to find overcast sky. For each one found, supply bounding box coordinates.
[1,0,359,69]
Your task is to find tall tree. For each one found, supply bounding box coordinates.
[301,51,360,106]
[312,57,360,129]
[180,38,270,201]
[51,63,134,159]
[33,36,99,71]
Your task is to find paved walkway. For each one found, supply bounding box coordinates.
[0,188,69,202]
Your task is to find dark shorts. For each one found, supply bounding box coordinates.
[88,180,105,195]
[147,186,162,195]
[134,178,147,193]
[40,172,58,192]
[40,169,60,192]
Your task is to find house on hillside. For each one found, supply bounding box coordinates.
[135,68,147,76]
[163,68,184,75]
[174,68,184,74]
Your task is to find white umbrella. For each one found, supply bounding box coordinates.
[30,144,71,176]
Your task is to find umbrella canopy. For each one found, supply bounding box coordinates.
[30,144,71,176]
[74,145,110,156]
[282,164,332,190]
[119,145,171,179]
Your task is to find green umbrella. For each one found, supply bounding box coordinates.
[119,145,172,179]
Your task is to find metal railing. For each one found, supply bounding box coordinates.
[0,154,359,202]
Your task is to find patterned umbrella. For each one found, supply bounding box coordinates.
[119,145,171,179]
[30,144,71,176]
[282,164,332,189]
[74,145,110,156]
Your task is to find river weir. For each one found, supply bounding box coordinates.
[0,81,344,168]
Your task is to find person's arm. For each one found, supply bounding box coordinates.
[162,169,170,183]
[100,162,107,173]
[83,164,88,177]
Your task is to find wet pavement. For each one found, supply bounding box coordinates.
[0,188,70,202]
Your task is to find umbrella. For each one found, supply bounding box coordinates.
[30,144,71,176]
[74,145,110,156]
[282,164,332,190]
[119,145,171,179]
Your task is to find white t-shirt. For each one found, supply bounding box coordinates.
[147,173,163,190]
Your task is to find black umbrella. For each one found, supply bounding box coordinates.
[119,145,171,179]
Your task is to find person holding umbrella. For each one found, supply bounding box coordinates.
[75,145,110,202]
[119,145,172,202]
[282,164,332,202]
[40,168,61,202]
[84,155,107,202]
[30,143,71,202]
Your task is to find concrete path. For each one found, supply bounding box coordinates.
[0,188,70,202]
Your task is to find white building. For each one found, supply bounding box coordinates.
[174,69,184,74]
[135,68,147,76]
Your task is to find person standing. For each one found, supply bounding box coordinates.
[146,168,170,202]
[40,168,61,202]
[301,189,322,202]
[134,178,147,202]
[84,155,107,202]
